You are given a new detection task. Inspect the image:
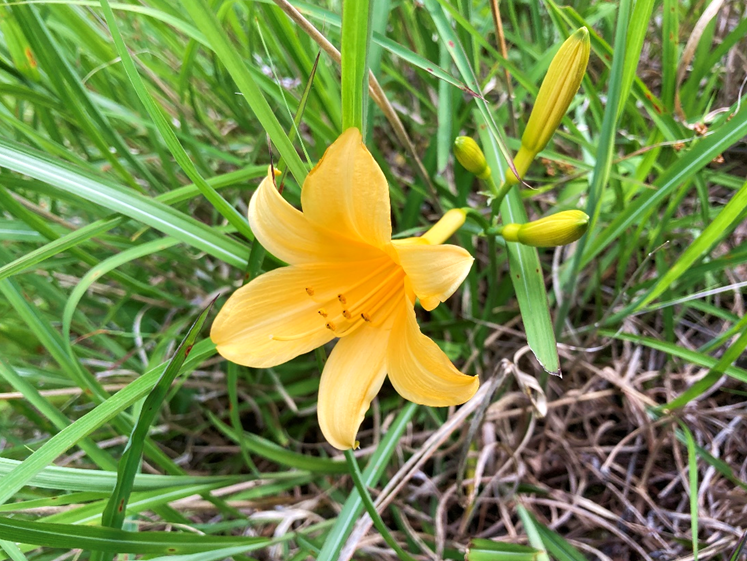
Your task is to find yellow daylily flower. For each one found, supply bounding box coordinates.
[211,128,479,450]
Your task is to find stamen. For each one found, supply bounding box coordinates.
[325,321,337,331]
[318,309,328,317]
[360,278,406,327]
[342,310,352,319]
[361,312,372,322]
[337,294,347,305]
[346,268,405,316]
[305,287,315,296]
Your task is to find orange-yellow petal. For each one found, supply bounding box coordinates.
[301,128,392,249]
[210,265,356,368]
[387,297,479,406]
[394,243,473,311]
[317,324,389,450]
[249,167,384,265]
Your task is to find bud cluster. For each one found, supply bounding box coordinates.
[451,28,591,250]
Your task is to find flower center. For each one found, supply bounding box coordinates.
[320,264,404,337]
[273,260,404,342]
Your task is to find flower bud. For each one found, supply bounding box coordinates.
[453,136,491,179]
[506,28,590,184]
[501,210,589,247]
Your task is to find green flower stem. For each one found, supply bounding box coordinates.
[462,207,491,231]
[485,177,514,329]
[343,450,416,561]
[488,177,515,216]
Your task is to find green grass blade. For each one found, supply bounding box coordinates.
[0,185,181,303]
[0,338,216,505]
[636,179,747,309]
[265,1,475,95]
[659,315,747,411]
[661,0,679,111]
[11,2,159,191]
[99,300,214,534]
[343,449,416,561]
[679,421,699,561]
[208,411,347,474]
[61,237,180,341]
[436,41,453,173]
[467,539,543,560]
[0,359,117,470]
[316,402,418,561]
[598,329,747,384]
[582,102,747,267]
[523,512,588,561]
[0,217,121,281]
[340,0,371,132]
[556,0,632,333]
[0,137,248,268]
[0,255,101,393]
[98,0,253,240]
[516,505,550,561]
[618,0,656,120]
[728,532,747,561]
[0,540,27,561]
[424,0,517,178]
[0,517,266,554]
[180,0,308,185]
[478,117,560,375]
[0,457,239,493]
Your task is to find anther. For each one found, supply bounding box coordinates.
[342,310,352,319]
[318,309,328,317]
[305,287,315,296]
[325,321,337,331]
[361,312,372,322]
[337,294,346,304]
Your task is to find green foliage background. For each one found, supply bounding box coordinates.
[0,0,746,559]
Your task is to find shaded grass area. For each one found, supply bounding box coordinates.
[0,0,746,559]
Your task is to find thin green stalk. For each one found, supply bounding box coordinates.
[343,450,416,561]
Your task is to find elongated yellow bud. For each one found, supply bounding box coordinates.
[501,210,589,247]
[422,208,467,245]
[506,28,590,184]
[453,136,491,179]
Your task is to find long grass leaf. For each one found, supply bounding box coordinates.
[0,138,248,267]
[99,301,214,535]
[582,103,747,267]
[636,179,747,308]
[98,0,253,240]
[0,339,216,505]
[478,117,560,375]
[180,0,308,185]
[0,517,266,554]
[340,0,371,132]
[316,402,418,561]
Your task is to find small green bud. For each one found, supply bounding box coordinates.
[501,210,589,247]
[454,136,491,179]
